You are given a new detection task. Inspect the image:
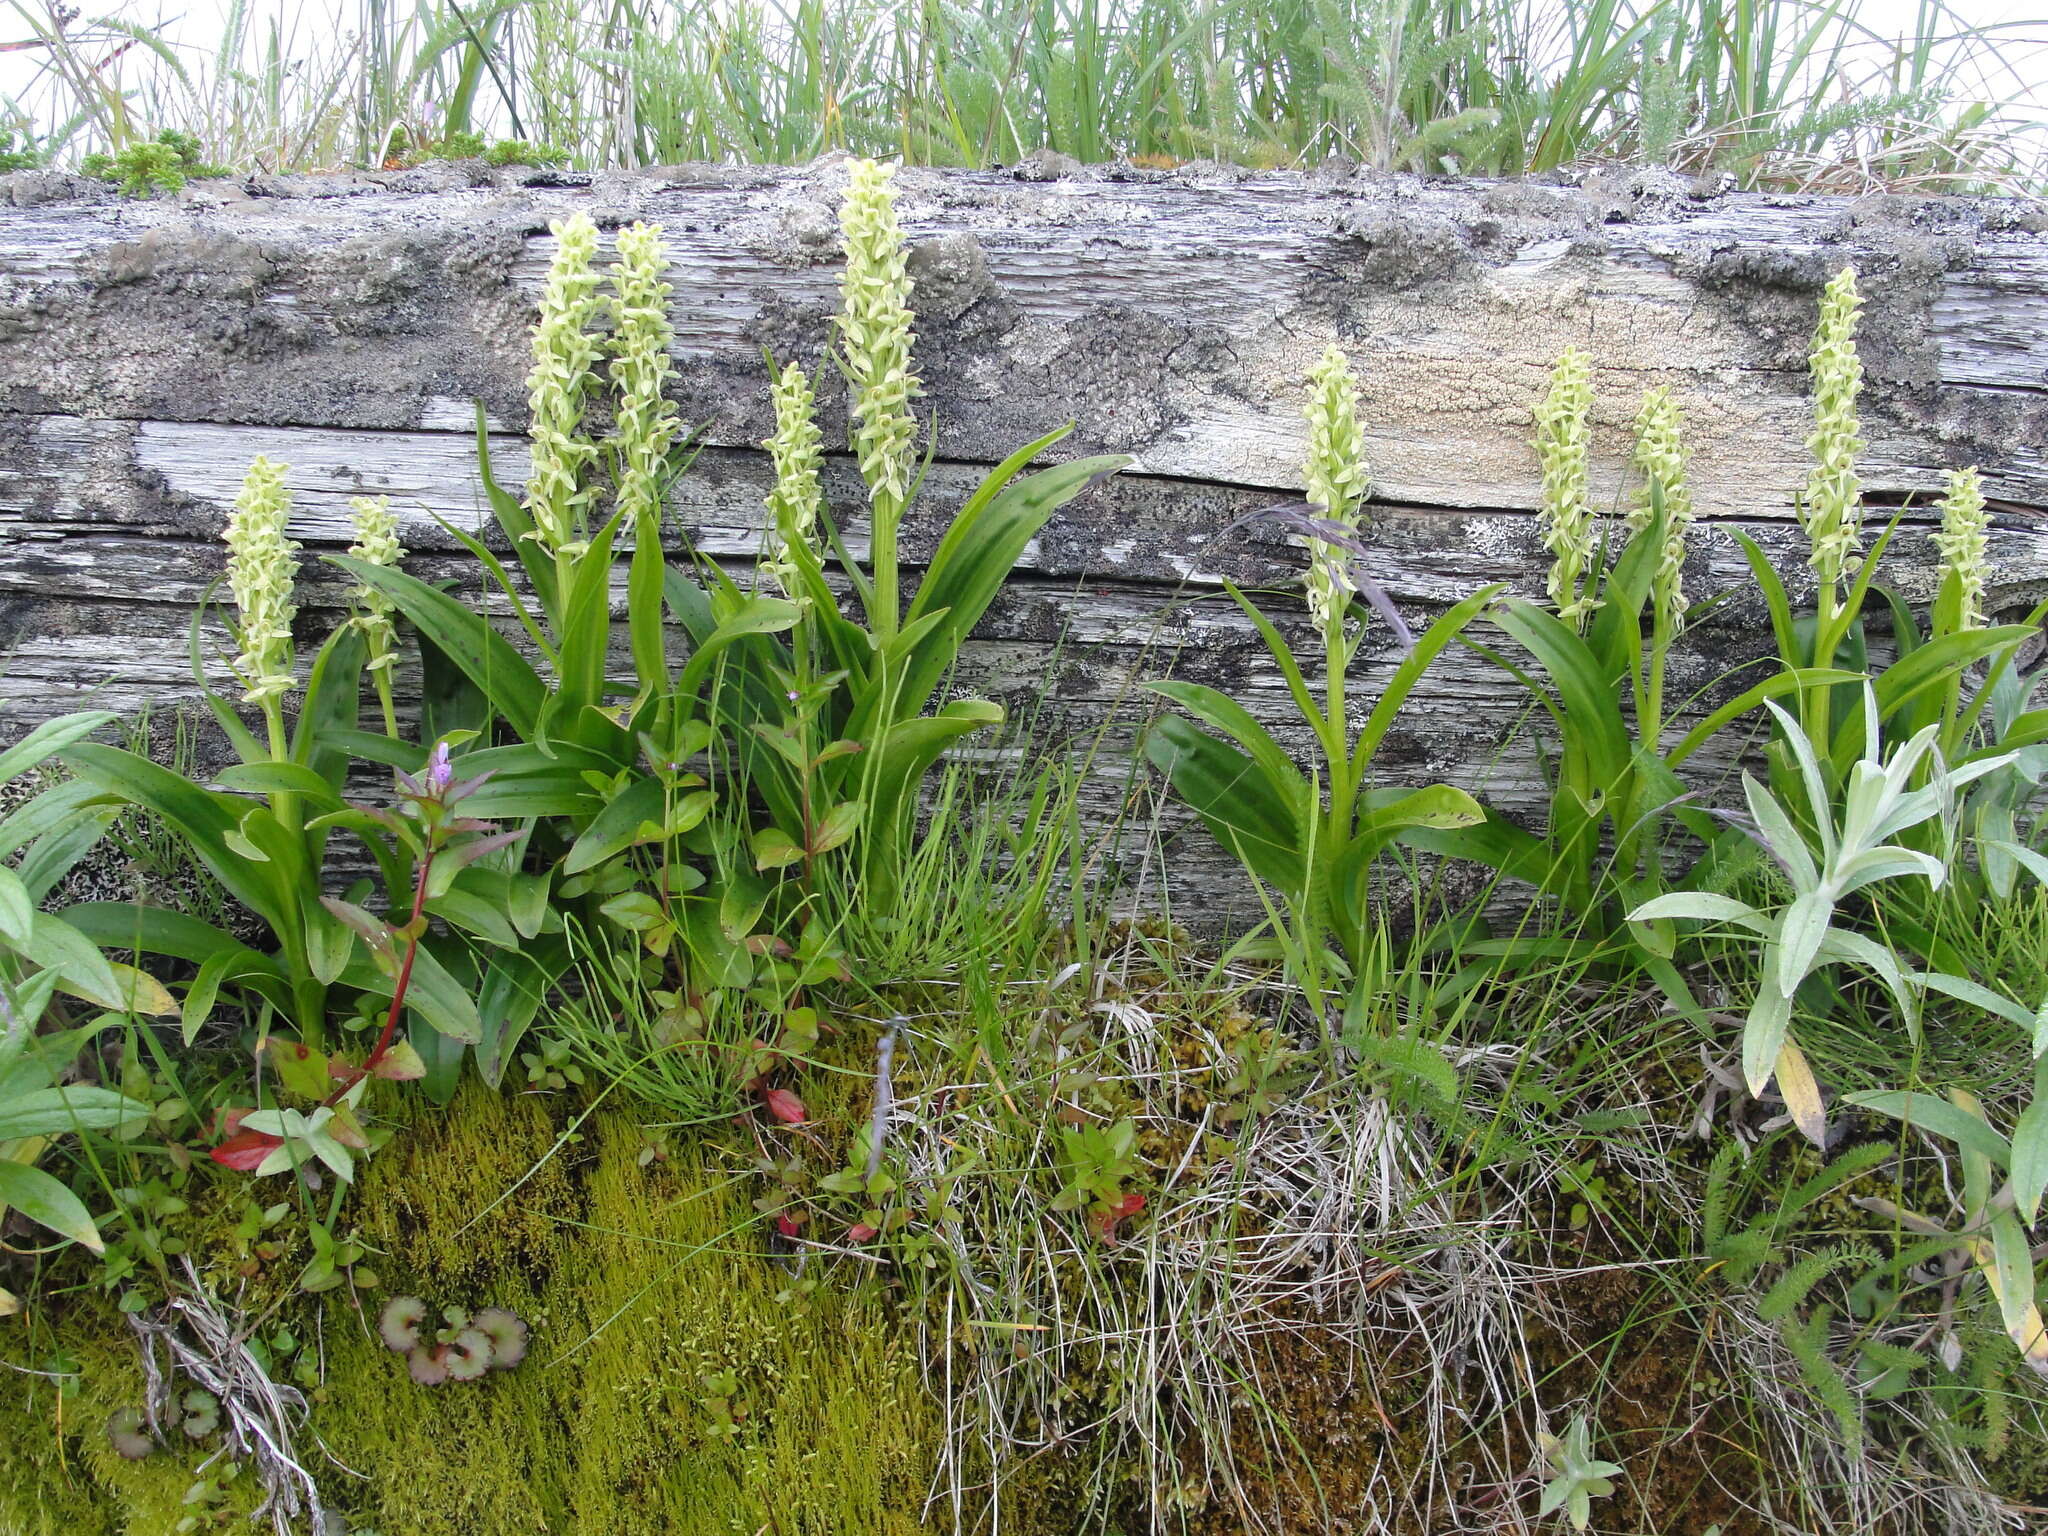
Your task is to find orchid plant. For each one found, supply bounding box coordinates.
[57,460,429,1047]
[674,159,1128,924]
[1145,345,1500,1009]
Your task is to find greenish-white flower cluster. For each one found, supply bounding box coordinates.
[1534,347,1599,629]
[836,159,921,510]
[762,360,824,596]
[1802,266,1865,591]
[1300,345,1371,645]
[1934,465,1989,629]
[1629,385,1693,626]
[525,212,605,556]
[224,456,300,703]
[347,495,405,674]
[608,221,681,540]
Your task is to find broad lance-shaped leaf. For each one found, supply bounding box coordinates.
[0,1161,105,1252]
[17,909,120,1010]
[1843,1089,2013,1166]
[1625,892,1774,935]
[61,743,295,928]
[475,943,566,1091]
[1743,974,1794,1099]
[1916,971,2039,1035]
[854,703,1007,898]
[0,1086,152,1141]
[563,775,670,874]
[1146,681,1309,823]
[898,448,1129,721]
[64,901,284,972]
[1325,785,1483,938]
[14,782,117,900]
[1486,600,1631,788]
[330,555,547,739]
[1141,716,1303,898]
[336,938,483,1046]
[674,593,802,699]
[0,974,60,1066]
[293,622,367,790]
[1773,1039,1828,1147]
[1354,584,1503,763]
[1775,891,1832,998]
[543,506,628,747]
[2015,1085,2048,1224]
[0,710,117,785]
[1972,1219,2048,1377]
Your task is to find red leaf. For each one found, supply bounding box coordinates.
[210,1128,283,1172]
[775,1213,801,1239]
[846,1223,879,1243]
[1090,1193,1147,1242]
[761,1087,806,1125]
[210,1105,253,1139]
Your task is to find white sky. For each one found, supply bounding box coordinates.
[4,0,2045,150]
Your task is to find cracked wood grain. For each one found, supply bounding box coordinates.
[2,160,2044,914]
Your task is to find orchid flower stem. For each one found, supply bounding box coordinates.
[1645,609,1670,751]
[869,493,901,641]
[257,693,326,1042]
[1324,620,1355,838]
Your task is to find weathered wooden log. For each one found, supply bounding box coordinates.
[2,159,2044,922]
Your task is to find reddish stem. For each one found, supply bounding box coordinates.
[323,841,438,1107]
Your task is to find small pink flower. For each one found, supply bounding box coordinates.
[424,740,454,795]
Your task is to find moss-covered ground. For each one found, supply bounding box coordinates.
[4,1085,946,1536]
[8,1001,2047,1536]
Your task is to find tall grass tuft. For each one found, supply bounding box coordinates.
[2,1,2041,191]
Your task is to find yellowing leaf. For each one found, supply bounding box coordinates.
[1773,1039,1828,1147]
[108,962,177,1017]
[260,1036,331,1100]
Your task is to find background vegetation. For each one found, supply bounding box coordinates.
[1,0,2044,192]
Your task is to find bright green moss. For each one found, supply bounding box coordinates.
[347,1081,585,1296]
[3,1084,1049,1536]
[309,1086,946,1535]
[0,1300,261,1536]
